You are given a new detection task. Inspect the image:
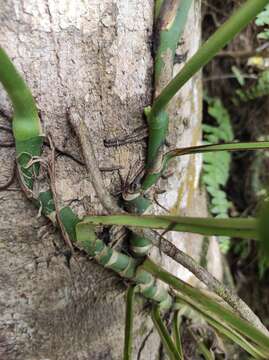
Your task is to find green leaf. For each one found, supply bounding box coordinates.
[172,311,184,358]
[81,214,258,239]
[150,0,269,115]
[211,205,231,215]
[123,286,136,360]
[232,65,246,86]
[255,4,269,26]
[143,258,269,356]
[151,306,182,360]
[258,29,269,39]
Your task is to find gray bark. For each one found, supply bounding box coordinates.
[0,1,214,359]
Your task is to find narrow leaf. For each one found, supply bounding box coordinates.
[82,214,258,240]
[167,141,269,160]
[172,310,184,358]
[123,286,136,360]
[151,305,182,360]
[143,259,269,352]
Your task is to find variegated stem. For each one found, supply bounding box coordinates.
[150,0,269,116]
[123,1,192,256]
[0,47,42,190]
[2,45,267,336]
[76,221,172,310]
[146,0,192,170]
[125,0,269,211]
[142,258,269,340]
[0,47,79,234]
[0,46,174,313]
[142,140,269,190]
[123,139,269,257]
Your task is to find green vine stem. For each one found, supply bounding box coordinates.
[154,0,193,96]
[76,221,172,310]
[151,305,182,360]
[127,0,269,201]
[0,47,174,314]
[123,286,136,360]
[134,0,269,199]
[0,48,41,141]
[122,1,193,256]
[148,0,193,169]
[0,47,42,190]
[142,140,269,190]
[150,0,269,117]
[123,0,191,207]
[123,0,269,259]
[0,48,84,237]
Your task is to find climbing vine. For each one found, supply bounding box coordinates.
[2,0,269,358]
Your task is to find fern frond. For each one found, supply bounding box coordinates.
[203,96,234,253]
[256,4,269,39]
[234,70,269,103]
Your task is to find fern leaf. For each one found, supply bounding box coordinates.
[203,96,234,253]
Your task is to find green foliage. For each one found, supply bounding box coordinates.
[234,69,269,103]
[123,286,135,360]
[203,96,234,253]
[144,258,269,359]
[231,65,246,86]
[3,1,269,358]
[232,6,269,103]
[256,4,269,39]
[227,5,269,274]
[231,6,269,106]
[82,214,258,239]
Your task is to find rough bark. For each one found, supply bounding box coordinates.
[0,1,211,359]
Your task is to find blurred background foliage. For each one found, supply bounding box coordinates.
[202,0,269,333]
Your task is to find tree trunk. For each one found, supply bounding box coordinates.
[0,1,217,359]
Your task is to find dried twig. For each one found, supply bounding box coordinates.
[67,108,122,214]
